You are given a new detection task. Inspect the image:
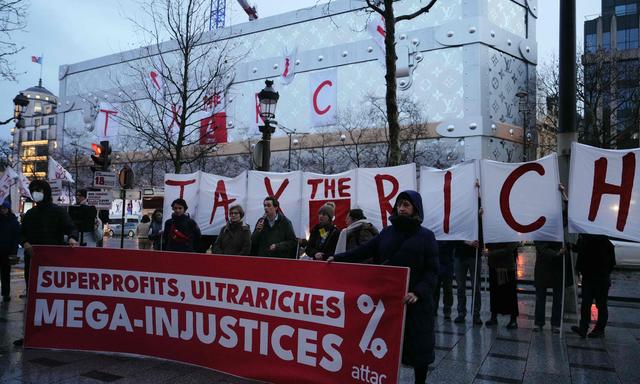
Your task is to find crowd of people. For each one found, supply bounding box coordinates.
[0,179,619,384]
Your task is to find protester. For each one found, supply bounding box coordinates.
[454,240,483,325]
[533,241,565,333]
[212,204,251,256]
[305,202,340,260]
[75,189,103,247]
[0,200,19,302]
[148,209,164,250]
[162,199,201,252]
[329,190,439,384]
[250,196,297,259]
[17,179,78,346]
[434,241,454,320]
[136,215,152,250]
[484,242,519,329]
[334,208,379,254]
[571,234,616,338]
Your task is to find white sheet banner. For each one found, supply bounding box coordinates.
[481,154,564,243]
[18,172,32,200]
[0,166,18,201]
[568,143,640,241]
[48,158,74,183]
[356,164,416,230]
[309,68,337,127]
[163,172,201,222]
[302,170,357,236]
[246,171,304,237]
[420,162,479,241]
[195,171,247,236]
[95,102,123,142]
[280,46,298,85]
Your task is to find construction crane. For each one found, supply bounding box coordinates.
[210,0,258,31]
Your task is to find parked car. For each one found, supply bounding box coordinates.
[611,239,640,268]
[106,218,139,238]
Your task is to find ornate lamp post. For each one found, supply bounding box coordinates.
[256,80,279,171]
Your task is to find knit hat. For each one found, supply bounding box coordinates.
[318,202,336,219]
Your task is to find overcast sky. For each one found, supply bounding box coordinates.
[0,0,600,140]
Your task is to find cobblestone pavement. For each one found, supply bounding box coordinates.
[1,247,639,383]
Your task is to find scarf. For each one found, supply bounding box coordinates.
[335,219,371,254]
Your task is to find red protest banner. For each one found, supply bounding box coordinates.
[25,246,408,384]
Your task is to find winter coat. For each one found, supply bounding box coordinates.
[250,214,297,259]
[162,214,201,252]
[487,242,518,270]
[212,221,251,256]
[346,222,379,251]
[149,220,163,250]
[0,212,19,257]
[137,222,151,239]
[534,241,564,288]
[437,241,455,279]
[305,223,340,259]
[334,190,439,368]
[575,234,616,281]
[21,202,78,246]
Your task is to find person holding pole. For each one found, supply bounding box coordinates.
[533,241,565,333]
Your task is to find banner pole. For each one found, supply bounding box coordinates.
[560,241,566,338]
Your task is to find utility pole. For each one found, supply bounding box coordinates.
[557,0,577,187]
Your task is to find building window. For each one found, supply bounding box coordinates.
[36,146,48,156]
[33,102,42,114]
[34,118,41,127]
[617,28,639,50]
[45,105,52,114]
[603,31,611,51]
[40,130,48,140]
[27,131,33,141]
[22,146,35,157]
[48,117,55,125]
[586,33,597,53]
[616,3,638,16]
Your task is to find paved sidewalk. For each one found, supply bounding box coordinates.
[2,251,640,383]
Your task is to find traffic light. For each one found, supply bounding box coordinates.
[90,140,112,172]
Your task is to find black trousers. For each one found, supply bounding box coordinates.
[0,261,10,297]
[579,277,610,331]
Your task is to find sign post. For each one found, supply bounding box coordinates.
[118,165,135,248]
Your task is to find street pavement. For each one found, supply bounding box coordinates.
[1,247,640,383]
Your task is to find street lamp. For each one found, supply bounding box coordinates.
[1,93,29,127]
[516,89,529,161]
[256,80,279,171]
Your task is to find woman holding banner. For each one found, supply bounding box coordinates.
[162,199,201,252]
[329,190,439,384]
[484,242,519,329]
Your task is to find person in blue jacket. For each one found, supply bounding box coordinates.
[329,190,439,384]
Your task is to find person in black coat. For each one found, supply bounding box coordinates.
[162,198,201,252]
[484,242,519,329]
[434,240,454,319]
[0,200,19,302]
[533,241,566,333]
[571,234,616,338]
[330,190,439,384]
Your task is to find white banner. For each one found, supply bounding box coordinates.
[302,170,357,236]
[48,158,74,183]
[280,46,298,85]
[163,172,201,222]
[568,143,640,241]
[18,171,32,200]
[95,102,123,142]
[481,154,564,243]
[356,164,417,230]
[246,171,303,237]
[0,166,18,201]
[309,68,337,127]
[420,162,479,241]
[195,171,248,236]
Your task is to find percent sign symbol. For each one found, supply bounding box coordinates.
[357,294,388,359]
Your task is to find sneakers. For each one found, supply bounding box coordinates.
[571,325,587,338]
[485,318,498,326]
[454,315,466,324]
[588,328,605,338]
[506,320,518,329]
[533,325,543,332]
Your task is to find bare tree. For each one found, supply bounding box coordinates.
[0,138,12,169]
[112,0,247,173]
[0,0,27,81]
[363,0,439,166]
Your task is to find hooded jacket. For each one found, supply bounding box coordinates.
[334,190,439,367]
[21,182,78,246]
[0,206,19,256]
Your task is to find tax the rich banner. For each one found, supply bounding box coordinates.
[25,246,409,384]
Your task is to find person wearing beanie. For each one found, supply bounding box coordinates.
[212,204,251,256]
[305,202,341,260]
[0,200,19,302]
[162,198,201,252]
